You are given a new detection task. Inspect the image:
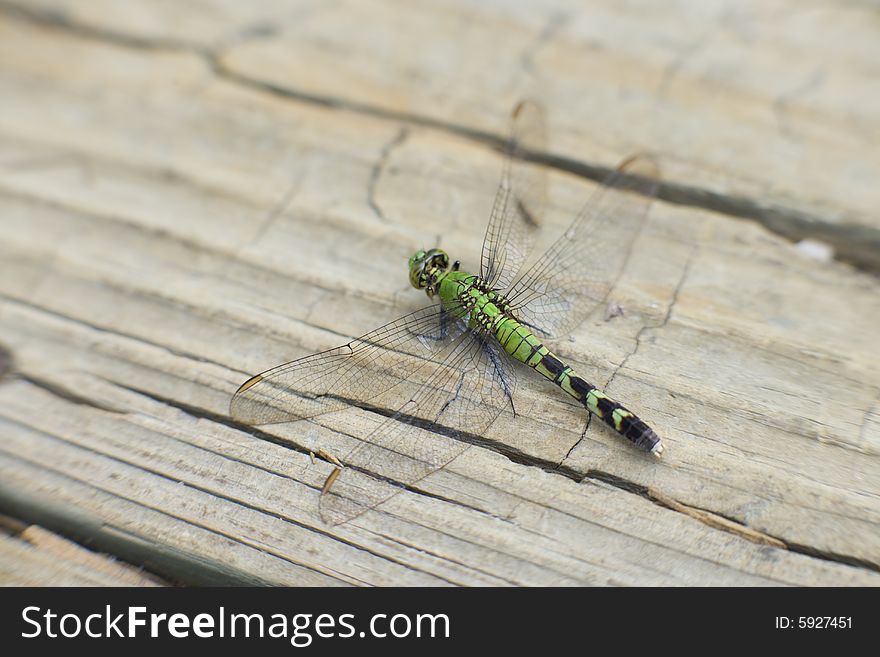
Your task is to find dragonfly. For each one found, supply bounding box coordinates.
[231,100,662,525]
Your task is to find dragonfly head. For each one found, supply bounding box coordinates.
[409,248,450,294]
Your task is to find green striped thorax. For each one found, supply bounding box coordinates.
[408,248,459,297]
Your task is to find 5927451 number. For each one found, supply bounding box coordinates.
[798,617,850,629]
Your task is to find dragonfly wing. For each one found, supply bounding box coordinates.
[319,329,517,525]
[480,99,547,291]
[506,155,660,339]
[230,305,467,425]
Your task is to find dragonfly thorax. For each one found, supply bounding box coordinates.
[408,248,460,296]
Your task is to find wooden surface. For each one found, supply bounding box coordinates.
[0,516,166,586]
[0,0,878,586]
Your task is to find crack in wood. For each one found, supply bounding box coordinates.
[8,362,878,577]
[0,293,235,373]
[16,374,126,414]
[604,245,697,392]
[647,489,785,548]
[367,127,408,223]
[92,382,880,575]
[4,290,875,575]
[0,342,11,378]
[0,454,277,586]
[0,427,435,586]
[1,0,876,271]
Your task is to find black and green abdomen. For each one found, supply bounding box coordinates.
[439,272,663,455]
[494,313,663,455]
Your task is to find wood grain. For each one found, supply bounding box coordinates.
[0,520,166,586]
[0,0,877,586]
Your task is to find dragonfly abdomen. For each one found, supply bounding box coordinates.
[443,274,664,455]
[494,314,663,455]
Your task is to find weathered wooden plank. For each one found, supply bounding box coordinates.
[0,3,877,587]
[1,371,872,586]
[3,0,877,269]
[0,520,166,586]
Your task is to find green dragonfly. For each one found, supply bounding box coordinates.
[231,101,662,525]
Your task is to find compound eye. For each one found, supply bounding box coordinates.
[428,249,449,270]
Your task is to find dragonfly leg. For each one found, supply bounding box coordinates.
[480,335,516,416]
[414,307,455,349]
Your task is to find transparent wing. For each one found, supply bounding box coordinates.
[230,305,467,425]
[506,155,660,339]
[319,329,518,525]
[481,99,547,291]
